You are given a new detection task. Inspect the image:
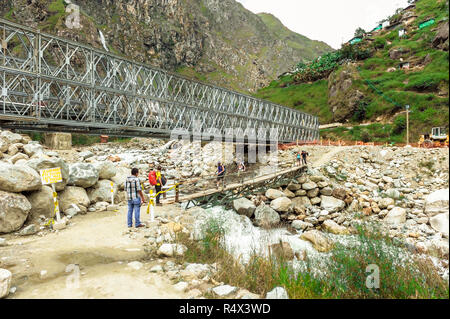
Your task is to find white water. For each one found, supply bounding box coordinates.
[188,206,329,276]
[188,206,449,281]
[98,30,109,52]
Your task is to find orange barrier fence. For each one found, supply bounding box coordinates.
[279,139,449,150]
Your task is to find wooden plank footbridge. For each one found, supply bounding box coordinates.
[159,162,307,209]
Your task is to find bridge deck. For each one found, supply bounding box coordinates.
[161,164,305,205]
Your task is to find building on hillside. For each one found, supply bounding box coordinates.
[402,15,418,26]
[385,21,404,31]
[399,61,410,69]
[402,4,416,13]
[399,28,406,37]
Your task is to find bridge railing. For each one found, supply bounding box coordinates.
[156,159,304,203]
[0,18,319,142]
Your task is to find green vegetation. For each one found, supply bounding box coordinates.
[41,0,67,32]
[176,218,449,299]
[256,78,332,123]
[27,132,131,146]
[255,0,449,143]
[257,13,333,61]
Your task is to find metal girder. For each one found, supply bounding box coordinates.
[0,18,320,143]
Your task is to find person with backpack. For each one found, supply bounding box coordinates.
[155,165,165,206]
[301,150,309,165]
[216,162,226,189]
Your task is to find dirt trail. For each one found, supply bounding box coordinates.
[0,205,188,299]
[311,146,347,168]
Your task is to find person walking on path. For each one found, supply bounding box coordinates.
[296,152,302,166]
[216,162,226,189]
[237,161,246,183]
[125,168,146,228]
[301,150,309,165]
[155,165,163,206]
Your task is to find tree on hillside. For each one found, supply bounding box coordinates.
[354,27,366,38]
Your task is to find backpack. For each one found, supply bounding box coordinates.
[148,171,157,186]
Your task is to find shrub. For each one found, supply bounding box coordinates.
[393,116,406,134]
[360,129,371,142]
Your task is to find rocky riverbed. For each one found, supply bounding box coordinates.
[0,129,449,298]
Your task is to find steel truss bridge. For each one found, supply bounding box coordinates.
[0,18,319,143]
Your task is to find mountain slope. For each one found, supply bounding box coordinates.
[255,0,449,143]
[258,13,332,62]
[0,0,333,93]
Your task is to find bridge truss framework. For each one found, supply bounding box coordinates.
[0,18,319,143]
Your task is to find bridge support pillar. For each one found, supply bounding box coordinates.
[44,132,72,150]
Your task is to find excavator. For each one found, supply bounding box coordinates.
[418,127,449,148]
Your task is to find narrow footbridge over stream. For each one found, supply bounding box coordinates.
[0,18,319,143]
[160,163,307,209]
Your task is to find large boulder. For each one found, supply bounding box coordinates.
[302,182,317,191]
[322,220,349,235]
[269,242,294,260]
[25,185,54,221]
[378,197,395,209]
[270,197,291,212]
[59,186,90,213]
[111,166,131,190]
[23,143,44,157]
[68,163,99,188]
[0,137,8,153]
[26,157,69,191]
[0,268,12,299]
[433,21,449,50]
[291,197,312,214]
[254,204,280,227]
[424,189,449,217]
[385,189,401,200]
[232,198,256,218]
[0,190,32,233]
[87,180,118,204]
[93,161,117,179]
[0,163,42,192]
[265,189,285,200]
[0,130,22,144]
[383,207,406,225]
[429,213,449,236]
[300,230,333,252]
[328,64,365,122]
[320,196,345,213]
[331,188,347,200]
[266,287,288,299]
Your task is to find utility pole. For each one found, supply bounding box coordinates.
[406,105,410,146]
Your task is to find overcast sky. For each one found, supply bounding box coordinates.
[236,0,410,49]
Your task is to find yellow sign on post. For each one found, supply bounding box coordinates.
[39,167,62,223]
[39,167,63,185]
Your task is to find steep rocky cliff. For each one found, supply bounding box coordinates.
[1,0,333,92]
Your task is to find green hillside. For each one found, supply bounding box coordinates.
[255,0,449,143]
[258,13,333,62]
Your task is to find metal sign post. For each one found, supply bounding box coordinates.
[110,181,114,205]
[406,105,410,146]
[39,167,63,222]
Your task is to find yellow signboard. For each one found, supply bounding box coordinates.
[39,167,63,185]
